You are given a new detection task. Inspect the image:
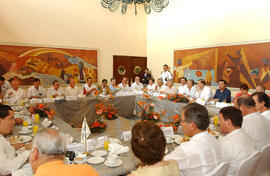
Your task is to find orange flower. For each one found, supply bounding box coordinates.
[50,110,54,116]
[94,90,99,95]
[161,110,167,115]
[38,104,44,109]
[173,126,177,130]
[48,114,52,120]
[96,110,103,115]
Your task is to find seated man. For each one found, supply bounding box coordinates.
[4,79,26,100]
[194,79,212,102]
[162,79,178,95]
[118,77,130,92]
[30,128,98,176]
[47,80,65,98]
[82,77,97,96]
[0,105,31,176]
[98,79,110,95]
[146,78,156,93]
[251,92,270,121]
[156,78,167,93]
[218,106,256,176]
[178,77,187,94]
[0,76,11,99]
[65,78,79,97]
[131,76,143,91]
[27,78,46,99]
[236,96,270,150]
[255,85,265,93]
[183,79,196,98]
[165,103,221,176]
[213,79,231,103]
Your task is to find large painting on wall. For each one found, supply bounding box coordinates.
[0,44,98,85]
[174,41,270,89]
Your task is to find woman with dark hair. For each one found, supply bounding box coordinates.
[141,68,151,85]
[233,84,250,103]
[128,121,180,176]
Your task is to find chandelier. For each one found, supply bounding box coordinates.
[101,0,169,15]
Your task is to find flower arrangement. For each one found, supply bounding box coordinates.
[137,101,166,122]
[167,94,190,103]
[171,114,181,129]
[29,104,54,120]
[95,95,118,120]
[89,118,107,133]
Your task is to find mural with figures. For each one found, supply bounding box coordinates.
[0,44,97,85]
[174,41,270,89]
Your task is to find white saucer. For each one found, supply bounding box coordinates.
[91,150,108,157]
[87,157,105,164]
[104,159,123,167]
[19,129,32,135]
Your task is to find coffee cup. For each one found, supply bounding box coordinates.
[107,153,118,165]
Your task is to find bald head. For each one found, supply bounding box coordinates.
[11,80,19,90]
[69,78,75,88]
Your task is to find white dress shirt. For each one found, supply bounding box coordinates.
[159,71,172,84]
[156,85,167,93]
[165,131,222,176]
[219,129,256,176]
[0,134,30,175]
[131,82,143,91]
[261,110,270,121]
[183,86,196,98]
[178,84,187,94]
[242,112,270,150]
[0,80,11,96]
[65,85,79,97]
[163,86,178,95]
[118,83,130,92]
[147,83,156,93]
[27,86,46,98]
[47,86,65,98]
[194,86,212,102]
[4,88,26,100]
[82,84,97,96]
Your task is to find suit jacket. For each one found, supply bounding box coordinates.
[141,73,151,84]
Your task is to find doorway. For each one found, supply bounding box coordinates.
[113,55,147,85]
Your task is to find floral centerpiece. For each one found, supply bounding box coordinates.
[167,94,190,103]
[95,101,118,120]
[171,114,181,130]
[89,118,107,133]
[29,103,54,120]
[137,101,166,122]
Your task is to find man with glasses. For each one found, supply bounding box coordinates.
[165,103,221,176]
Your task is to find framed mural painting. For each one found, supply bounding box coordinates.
[0,44,98,85]
[174,41,270,89]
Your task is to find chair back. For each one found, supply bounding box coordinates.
[207,162,230,176]
[256,144,270,175]
[236,151,262,176]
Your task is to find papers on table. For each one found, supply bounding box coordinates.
[161,127,174,137]
[215,102,233,108]
[42,118,52,127]
[121,131,131,142]
[43,98,55,103]
[30,98,42,104]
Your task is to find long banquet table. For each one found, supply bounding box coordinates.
[46,95,221,125]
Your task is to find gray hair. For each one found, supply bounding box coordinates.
[32,128,66,156]
[157,78,163,83]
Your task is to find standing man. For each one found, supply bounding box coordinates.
[0,76,11,99]
[82,77,97,96]
[4,79,26,100]
[159,64,172,85]
[27,78,46,99]
[47,80,65,98]
[213,79,231,103]
[141,68,151,85]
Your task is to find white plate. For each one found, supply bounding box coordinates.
[7,135,32,144]
[87,157,105,164]
[91,150,108,157]
[19,129,32,135]
[104,159,123,167]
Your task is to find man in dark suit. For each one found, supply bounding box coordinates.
[141,68,151,85]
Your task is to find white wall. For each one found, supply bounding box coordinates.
[147,0,270,79]
[0,0,147,83]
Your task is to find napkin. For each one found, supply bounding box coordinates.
[65,134,74,145]
[109,138,121,144]
[109,143,129,155]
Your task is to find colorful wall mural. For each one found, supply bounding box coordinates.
[0,44,98,85]
[174,41,270,89]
